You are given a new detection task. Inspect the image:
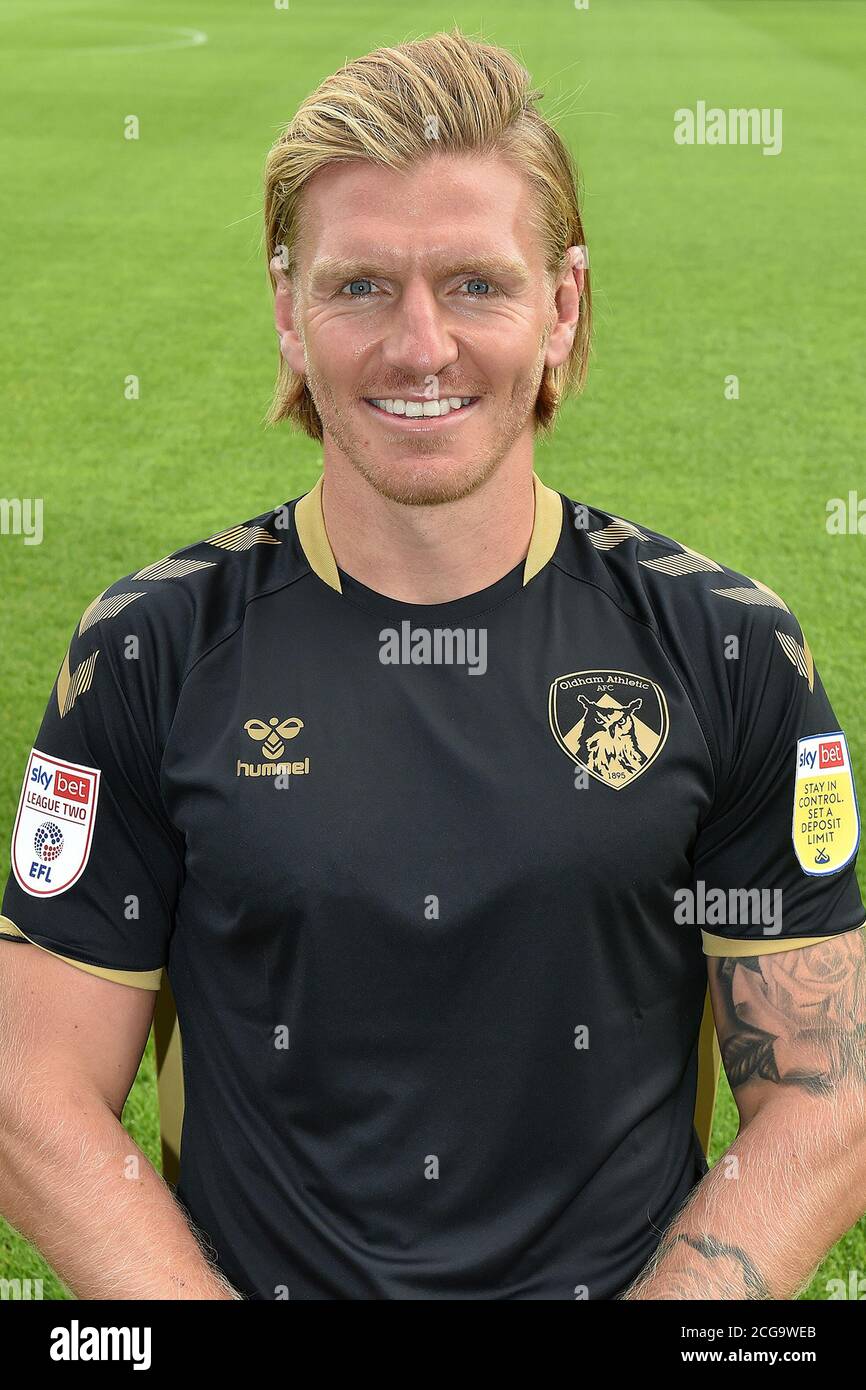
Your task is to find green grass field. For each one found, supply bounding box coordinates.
[1,0,864,1300]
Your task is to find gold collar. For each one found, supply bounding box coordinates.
[294,472,562,595]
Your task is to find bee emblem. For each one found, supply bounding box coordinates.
[243,717,304,761]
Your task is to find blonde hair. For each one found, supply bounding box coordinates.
[263,27,591,440]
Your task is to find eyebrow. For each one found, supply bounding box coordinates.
[307,252,530,291]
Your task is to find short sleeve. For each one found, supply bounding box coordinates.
[692,610,865,957]
[1,602,184,989]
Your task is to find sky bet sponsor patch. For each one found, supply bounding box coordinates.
[792,732,860,876]
[11,749,100,897]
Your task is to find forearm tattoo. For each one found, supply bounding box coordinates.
[621,932,866,1300]
[622,1232,770,1300]
[711,930,866,1097]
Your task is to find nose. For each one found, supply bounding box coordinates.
[379,276,459,382]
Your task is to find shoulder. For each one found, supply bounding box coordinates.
[56,499,308,737]
[552,493,818,780]
[70,500,305,659]
[555,492,808,660]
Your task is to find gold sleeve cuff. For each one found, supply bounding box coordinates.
[701,921,866,957]
[0,915,163,990]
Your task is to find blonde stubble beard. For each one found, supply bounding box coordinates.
[301,330,551,508]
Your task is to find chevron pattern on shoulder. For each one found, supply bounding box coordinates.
[640,549,723,575]
[78,591,146,634]
[133,557,218,581]
[207,524,281,551]
[587,516,647,550]
[710,585,789,611]
[56,648,99,718]
[775,629,815,691]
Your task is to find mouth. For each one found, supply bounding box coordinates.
[362,395,481,430]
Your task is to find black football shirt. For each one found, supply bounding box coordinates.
[2,473,863,1300]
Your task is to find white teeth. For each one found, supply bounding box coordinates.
[369,396,475,417]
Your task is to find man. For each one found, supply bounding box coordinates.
[1,28,864,1302]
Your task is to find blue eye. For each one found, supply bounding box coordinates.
[464,278,491,297]
[342,279,375,297]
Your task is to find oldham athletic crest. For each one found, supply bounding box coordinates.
[548,670,669,789]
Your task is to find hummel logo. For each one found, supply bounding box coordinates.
[243,717,304,761]
[237,716,309,782]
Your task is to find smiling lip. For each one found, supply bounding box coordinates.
[362,397,481,430]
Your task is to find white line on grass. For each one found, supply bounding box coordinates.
[77,26,208,55]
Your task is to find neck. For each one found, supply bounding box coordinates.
[317,454,537,605]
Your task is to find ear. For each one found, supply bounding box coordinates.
[270,255,305,375]
[544,245,586,371]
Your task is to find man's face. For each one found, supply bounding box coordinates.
[276,151,577,506]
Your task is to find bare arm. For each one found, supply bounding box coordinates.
[621,927,866,1299]
[0,940,240,1299]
